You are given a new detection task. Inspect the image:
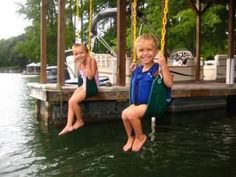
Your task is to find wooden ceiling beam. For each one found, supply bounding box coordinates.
[187,0,200,15]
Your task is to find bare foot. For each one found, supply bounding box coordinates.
[132,135,147,152]
[58,126,74,136]
[123,137,135,152]
[72,120,84,130]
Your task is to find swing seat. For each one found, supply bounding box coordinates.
[85,77,98,98]
[144,75,168,118]
[78,75,98,98]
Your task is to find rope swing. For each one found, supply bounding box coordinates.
[131,0,170,118]
[160,0,169,55]
[88,0,93,51]
[132,0,137,64]
[146,0,170,118]
[75,0,81,43]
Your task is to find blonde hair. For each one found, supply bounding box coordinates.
[72,43,88,53]
[134,33,159,50]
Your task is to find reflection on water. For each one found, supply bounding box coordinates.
[0,73,235,177]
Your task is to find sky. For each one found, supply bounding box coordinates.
[0,0,30,40]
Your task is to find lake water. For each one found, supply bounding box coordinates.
[0,73,235,177]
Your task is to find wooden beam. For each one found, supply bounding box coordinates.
[228,0,235,59]
[188,0,212,82]
[187,0,212,15]
[40,0,48,84]
[201,2,212,15]
[200,0,228,5]
[187,0,199,15]
[195,0,202,81]
[226,0,235,84]
[57,0,65,86]
[117,0,126,86]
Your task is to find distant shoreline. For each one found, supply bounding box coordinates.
[0,66,23,73]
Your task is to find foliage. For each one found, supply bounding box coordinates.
[0,0,230,68]
[201,5,228,59]
[0,35,29,67]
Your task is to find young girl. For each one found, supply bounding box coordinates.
[121,34,173,152]
[58,43,99,136]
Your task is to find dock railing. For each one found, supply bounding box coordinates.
[93,53,131,84]
[203,54,236,81]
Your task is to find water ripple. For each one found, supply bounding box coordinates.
[0,74,236,177]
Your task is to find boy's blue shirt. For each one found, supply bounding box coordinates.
[130,63,171,105]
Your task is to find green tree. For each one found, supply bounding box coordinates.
[0,36,28,68]
[16,0,76,65]
[0,0,229,68]
[201,5,227,59]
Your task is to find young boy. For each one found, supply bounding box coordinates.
[121,34,173,152]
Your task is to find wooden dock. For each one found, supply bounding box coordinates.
[27,82,236,127]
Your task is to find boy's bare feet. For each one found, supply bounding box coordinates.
[123,137,135,152]
[72,120,84,130]
[58,126,74,136]
[132,135,147,152]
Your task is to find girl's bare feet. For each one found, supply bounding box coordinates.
[132,135,147,152]
[123,137,135,152]
[58,126,74,136]
[72,120,84,130]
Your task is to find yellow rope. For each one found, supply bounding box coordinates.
[132,0,137,64]
[88,0,93,51]
[160,0,169,55]
[76,0,79,18]
[76,0,80,40]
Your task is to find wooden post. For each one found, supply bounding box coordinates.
[40,0,48,84]
[117,0,126,86]
[35,99,41,119]
[226,0,235,85]
[188,0,212,82]
[195,0,201,82]
[228,0,235,59]
[57,0,65,86]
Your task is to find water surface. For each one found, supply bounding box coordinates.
[0,73,235,177]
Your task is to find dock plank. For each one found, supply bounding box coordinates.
[172,82,236,97]
[28,82,236,102]
[27,82,236,127]
[27,83,129,102]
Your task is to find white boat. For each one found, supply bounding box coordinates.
[22,62,41,75]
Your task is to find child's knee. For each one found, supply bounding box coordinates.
[127,111,138,121]
[121,110,128,120]
[68,98,77,106]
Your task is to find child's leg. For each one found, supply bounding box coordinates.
[69,87,86,129]
[58,91,78,135]
[121,105,135,151]
[126,105,147,152]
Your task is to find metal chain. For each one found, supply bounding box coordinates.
[59,85,63,120]
[160,0,169,55]
[75,0,80,41]
[76,0,79,18]
[132,0,137,63]
[88,0,93,51]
